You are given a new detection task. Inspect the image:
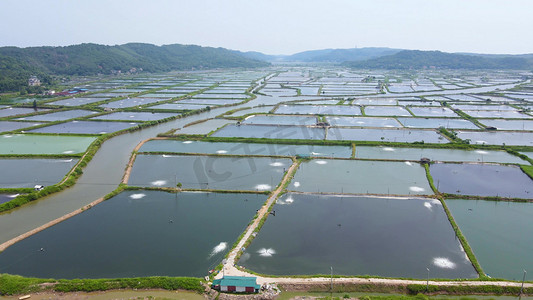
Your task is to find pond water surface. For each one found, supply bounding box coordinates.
[140,140,351,158]
[212,124,326,140]
[290,159,432,195]
[355,146,525,164]
[0,134,96,154]
[240,193,476,279]
[17,110,97,122]
[0,190,265,278]
[430,163,533,198]
[0,158,78,188]
[327,128,446,143]
[29,121,139,134]
[129,155,291,191]
[0,121,43,133]
[92,112,178,122]
[446,199,533,280]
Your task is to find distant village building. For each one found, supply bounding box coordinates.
[28,76,41,86]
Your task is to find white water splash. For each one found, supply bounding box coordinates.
[315,160,327,165]
[270,162,284,167]
[409,186,425,192]
[310,152,321,156]
[293,181,300,187]
[98,131,108,134]
[430,199,442,206]
[129,193,146,199]
[182,141,193,144]
[475,150,489,155]
[433,257,456,269]
[60,159,73,163]
[151,180,167,186]
[255,184,271,190]
[424,202,433,210]
[62,150,74,154]
[278,196,294,205]
[257,248,276,257]
[208,242,227,258]
[162,154,174,158]
[382,147,395,152]
[8,194,20,198]
[216,150,228,154]
[404,161,413,166]
[3,135,13,138]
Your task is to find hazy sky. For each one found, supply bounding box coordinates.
[1,0,532,55]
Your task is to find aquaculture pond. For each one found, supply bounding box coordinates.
[352,99,397,106]
[192,93,249,99]
[430,163,533,199]
[451,104,517,111]
[462,110,531,119]
[226,106,274,117]
[326,116,401,127]
[455,131,533,146]
[140,140,352,158]
[0,107,50,118]
[128,155,291,191]
[149,103,212,110]
[17,109,97,122]
[212,124,326,140]
[364,106,411,116]
[355,146,525,164]
[327,128,446,143]
[0,134,96,154]
[295,99,339,105]
[91,111,178,122]
[446,199,533,280]
[0,158,78,188]
[400,100,441,106]
[0,121,42,133]
[239,193,476,279]
[177,119,234,135]
[396,117,479,129]
[45,97,110,106]
[275,105,362,116]
[0,190,265,279]
[179,99,243,105]
[408,107,458,117]
[477,119,533,131]
[100,98,166,109]
[290,159,431,195]
[242,115,317,126]
[28,120,139,134]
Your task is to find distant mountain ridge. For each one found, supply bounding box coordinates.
[0,43,269,92]
[237,47,533,70]
[236,47,402,62]
[343,50,533,70]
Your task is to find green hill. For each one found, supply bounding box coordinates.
[0,43,269,93]
[343,50,533,70]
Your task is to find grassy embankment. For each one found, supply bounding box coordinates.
[0,273,203,296]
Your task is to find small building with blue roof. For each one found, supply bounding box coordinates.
[212,276,261,293]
